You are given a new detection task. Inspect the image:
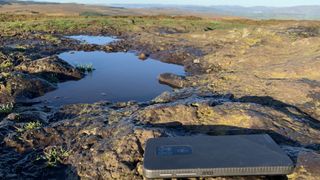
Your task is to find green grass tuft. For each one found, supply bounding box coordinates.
[43,146,70,167]
[0,103,14,114]
[75,63,95,73]
[16,121,42,133]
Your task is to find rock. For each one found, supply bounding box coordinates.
[288,151,320,179]
[15,56,83,82]
[6,113,20,121]
[0,87,14,104]
[12,111,49,123]
[138,53,149,60]
[287,26,320,38]
[112,101,137,109]
[193,58,200,64]
[138,96,320,146]
[158,73,187,88]
[2,95,320,179]
[5,73,56,100]
[104,45,113,51]
[152,88,195,103]
[3,103,162,179]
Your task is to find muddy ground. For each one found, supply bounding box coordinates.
[1,15,320,179]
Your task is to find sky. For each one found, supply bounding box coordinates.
[30,0,320,7]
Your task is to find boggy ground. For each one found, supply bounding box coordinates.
[1,14,320,179]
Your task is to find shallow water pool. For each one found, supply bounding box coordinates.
[34,51,185,105]
[67,35,117,45]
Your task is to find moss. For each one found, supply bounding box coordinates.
[244,37,262,47]
[196,105,216,122]
[5,83,12,95]
[16,121,42,133]
[0,60,13,71]
[39,34,61,43]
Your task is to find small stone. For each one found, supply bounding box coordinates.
[193,59,200,64]
[138,53,149,60]
[289,151,320,179]
[105,46,113,51]
[7,113,20,121]
[158,73,187,88]
[191,103,200,107]
[136,162,144,176]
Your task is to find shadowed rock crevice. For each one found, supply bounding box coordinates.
[236,96,320,128]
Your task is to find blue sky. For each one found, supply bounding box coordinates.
[31,0,320,7]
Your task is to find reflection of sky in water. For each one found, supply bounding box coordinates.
[67,35,117,45]
[34,51,185,105]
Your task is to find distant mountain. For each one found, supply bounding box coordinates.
[202,5,320,20]
[0,0,13,5]
[2,1,320,20]
[0,1,142,16]
[112,4,320,20]
[0,0,59,5]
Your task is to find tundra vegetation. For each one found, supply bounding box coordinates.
[0,6,320,180]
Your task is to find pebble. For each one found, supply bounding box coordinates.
[193,59,200,64]
[138,53,149,60]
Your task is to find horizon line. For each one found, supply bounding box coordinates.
[18,1,320,8]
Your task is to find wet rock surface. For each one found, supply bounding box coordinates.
[15,56,84,82]
[0,16,320,179]
[158,73,187,88]
[2,91,320,179]
[4,73,56,102]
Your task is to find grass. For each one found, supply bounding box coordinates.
[75,63,95,73]
[80,11,106,17]
[43,146,70,167]
[16,121,42,133]
[0,103,14,114]
[0,14,250,37]
[38,34,61,43]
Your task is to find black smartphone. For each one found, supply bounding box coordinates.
[143,134,294,179]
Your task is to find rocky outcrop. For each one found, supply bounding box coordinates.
[15,56,83,82]
[158,73,187,88]
[2,90,320,179]
[2,103,162,179]
[0,85,13,104]
[5,73,56,100]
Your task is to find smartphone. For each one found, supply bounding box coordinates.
[143,134,294,179]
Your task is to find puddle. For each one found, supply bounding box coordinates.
[67,35,117,45]
[34,51,185,105]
